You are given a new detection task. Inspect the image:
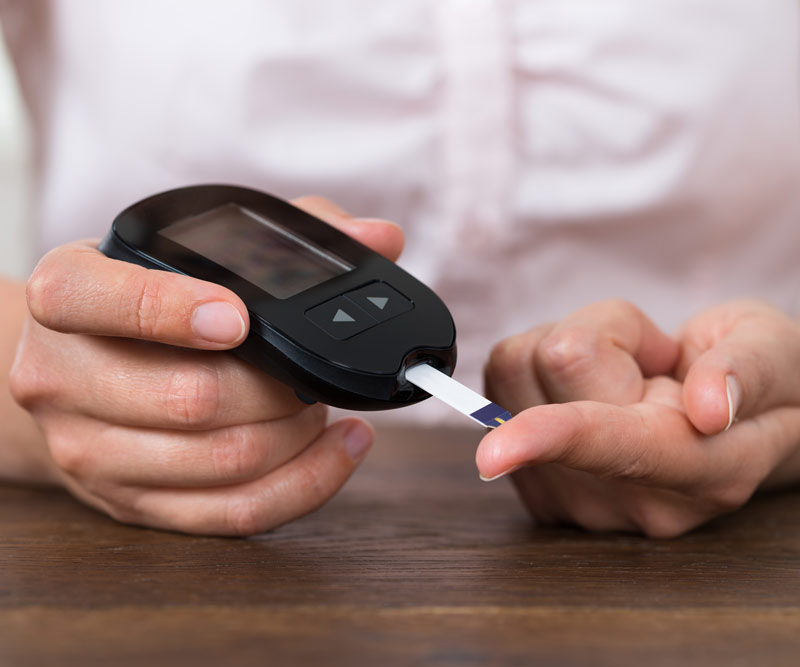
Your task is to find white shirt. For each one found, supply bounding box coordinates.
[2,0,799,419]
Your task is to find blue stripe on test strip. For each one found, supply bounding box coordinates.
[470,403,513,429]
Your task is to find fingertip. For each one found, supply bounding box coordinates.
[338,418,374,463]
[190,300,249,348]
[292,195,352,220]
[475,428,506,479]
[479,464,522,482]
[339,218,405,262]
[724,374,742,432]
[474,407,557,479]
[290,195,405,262]
[642,333,682,377]
[477,402,599,479]
[682,364,731,435]
[25,244,82,327]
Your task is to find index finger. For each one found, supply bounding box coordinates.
[535,300,679,405]
[475,390,718,489]
[27,240,250,349]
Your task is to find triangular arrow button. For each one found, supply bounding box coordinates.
[367,296,389,310]
[332,309,355,323]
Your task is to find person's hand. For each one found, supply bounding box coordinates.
[9,197,404,535]
[477,299,800,537]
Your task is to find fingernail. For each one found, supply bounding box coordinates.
[191,302,246,344]
[479,465,521,482]
[344,422,373,462]
[725,374,742,431]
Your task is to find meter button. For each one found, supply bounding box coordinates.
[305,297,378,340]
[344,282,414,323]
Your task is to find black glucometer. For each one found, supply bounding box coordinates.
[99,185,456,410]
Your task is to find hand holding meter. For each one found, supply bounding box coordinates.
[100,185,511,426]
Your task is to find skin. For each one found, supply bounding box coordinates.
[5,201,797,539]
[477,299,800,538]
[3,196,405,536]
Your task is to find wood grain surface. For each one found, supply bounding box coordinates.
[1,425,799,666]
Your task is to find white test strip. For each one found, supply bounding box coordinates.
[405,363,512,429]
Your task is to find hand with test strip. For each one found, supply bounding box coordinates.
[8,197,404,535]
[478,299,800,538]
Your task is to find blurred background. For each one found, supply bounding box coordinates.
[0,30,31,280]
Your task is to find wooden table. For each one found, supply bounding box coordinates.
[1,426,799,666]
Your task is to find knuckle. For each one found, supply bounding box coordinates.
[105,505,136,526]
[102,495,140,526]
[126,272,172,339]
[600,298,639,321]
[705,482,753,513]
[26,251,66,326]
[611,448,656,484]
[565,500,620,533]
[630,501,696,539]
[210,426,265,481]
[305,403,329,434]
[224,496,267,537]
[163,364,223,429]
[49,433,91,476]
[295,462,336,512]
[25,267,48,323]
[9,358,43,408]
[537,328,600,377]
[596,414,658,484]
[8,337,60,409]
[641,519,690,540]
[487,335,529,382]
[7,367,26,405]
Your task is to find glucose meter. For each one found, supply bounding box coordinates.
[99,185,456,411]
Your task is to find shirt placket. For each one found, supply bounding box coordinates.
[436,0,514,253]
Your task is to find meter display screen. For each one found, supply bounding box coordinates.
[159,203,354,299]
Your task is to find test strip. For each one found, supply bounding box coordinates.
[405,363,512,429]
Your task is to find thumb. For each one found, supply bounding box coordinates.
[681,313,800,435]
